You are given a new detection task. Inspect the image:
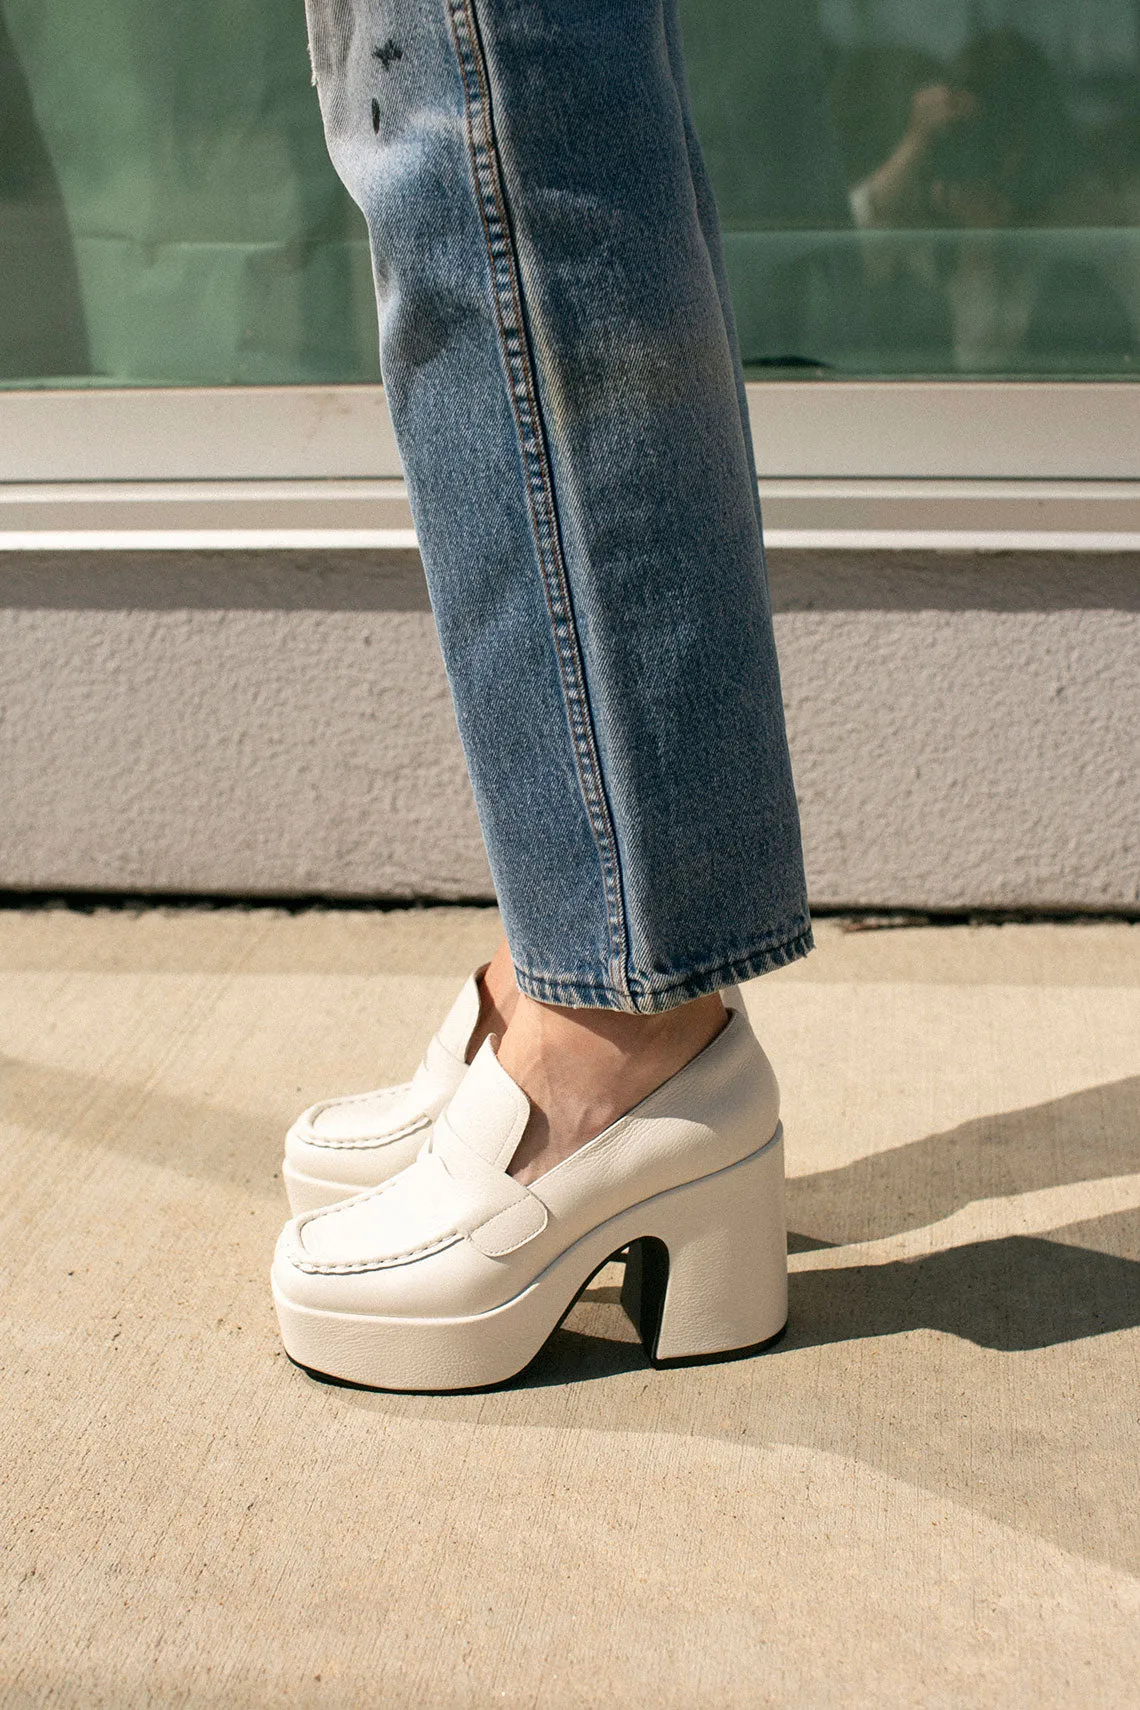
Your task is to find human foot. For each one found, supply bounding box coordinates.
[496,990,728,1185]
[273,1007,786,1391]
[281,946,736,1211]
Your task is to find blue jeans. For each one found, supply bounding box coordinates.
[305,0,812,1011]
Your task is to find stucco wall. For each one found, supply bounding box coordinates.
[1,548,1136,908]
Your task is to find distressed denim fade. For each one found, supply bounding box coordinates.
[304,0,812,1011]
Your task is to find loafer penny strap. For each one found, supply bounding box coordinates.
[434,1112,548,1257]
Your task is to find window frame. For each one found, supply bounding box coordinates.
[1,380,1137,550]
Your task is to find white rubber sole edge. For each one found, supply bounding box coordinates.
[272,1125,787,1393]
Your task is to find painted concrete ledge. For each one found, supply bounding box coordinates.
[1,548,1137,908]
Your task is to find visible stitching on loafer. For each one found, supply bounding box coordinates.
[310,1083,413,1113]
[302,1115,431,1152]
[303,1081,411,1120]
[289,1232,462,1274]
[469,1198,548,1257]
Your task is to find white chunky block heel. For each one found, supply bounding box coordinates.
[272,1006,788,1392]
[620,1129,787,1365]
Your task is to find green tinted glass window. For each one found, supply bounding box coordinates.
[3,0,1139,385]
[1,0,377,386]
[681,0,1140,377]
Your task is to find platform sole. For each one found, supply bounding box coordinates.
[273,1124,787,1392]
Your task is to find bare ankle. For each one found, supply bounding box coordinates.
[465,938,519,1063]
[498,990,727,1184]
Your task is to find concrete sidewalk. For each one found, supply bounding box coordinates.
[1,907,1137,1707]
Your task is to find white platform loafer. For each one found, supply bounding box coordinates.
[282,978,746,1216]
[271,1005,788,1392]
[281,970,483,1215]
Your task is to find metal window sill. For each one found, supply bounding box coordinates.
[0,476,1138,553]
[0,380,1137,551]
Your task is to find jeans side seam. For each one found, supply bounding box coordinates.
[445,0,632,995]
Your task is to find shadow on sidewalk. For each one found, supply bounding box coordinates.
[517,1228,1138,1387]
[785,1077,1140,1246]
[782,1228,1138,1353]
[517,1076,1140,1383]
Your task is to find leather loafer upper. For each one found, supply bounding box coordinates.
[275,1007,779,1321]
[283,971,482,1198]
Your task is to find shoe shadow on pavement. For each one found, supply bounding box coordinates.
[783,1232,1139,1353]
[780,1073,1140,1355]
[514,1232,1139,1387]
[517,1076,1140,1384]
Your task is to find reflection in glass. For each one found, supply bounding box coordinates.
[680,0,1140,376]
[0,7,88,378]
[0,0,376,387]
[0,0,1138,385]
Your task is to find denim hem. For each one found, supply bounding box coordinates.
[513,921,814,1014]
